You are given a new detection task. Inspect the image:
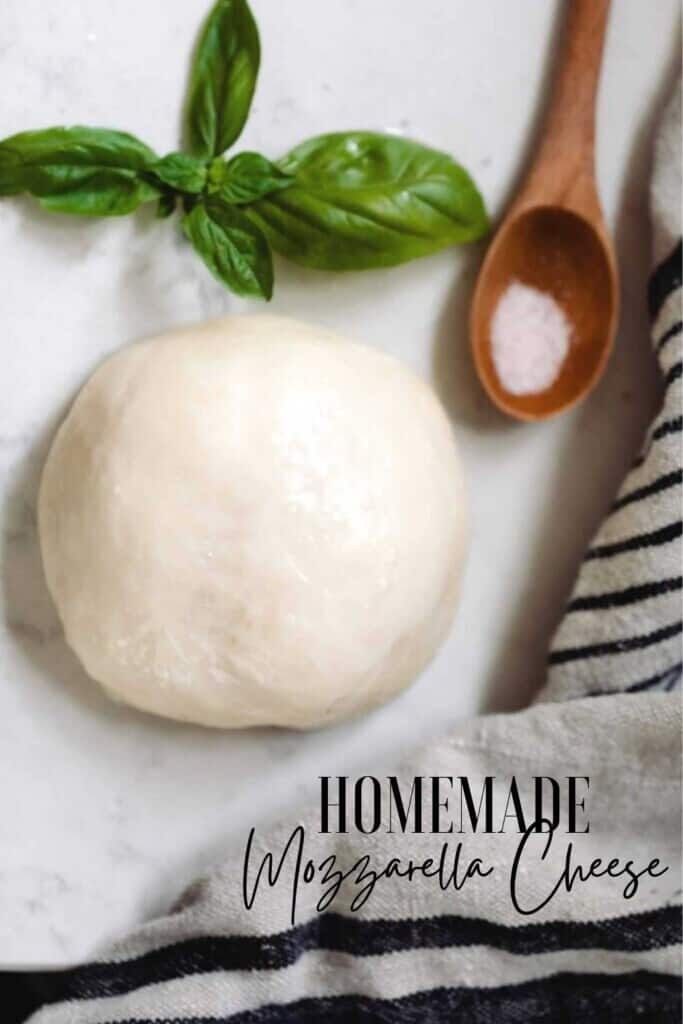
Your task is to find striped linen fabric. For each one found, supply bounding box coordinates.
[544,79,682,704]
[544,235,682,696]
[7,80,682,1024]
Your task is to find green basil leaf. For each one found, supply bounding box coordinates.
[246,132,489,270]
[185,0,260,159]
[37,175,159,216]
[208,151,293,204]
[183,199,273,299]
[153,152,207,194]
[0,126,159,215]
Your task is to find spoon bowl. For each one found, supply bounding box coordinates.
[471,204,618,421]
[470,0,619,421]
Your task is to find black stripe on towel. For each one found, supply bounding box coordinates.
[585,520,682,560]
[98,971,683,1024]
[625,662,683,694]
[567,576,682,612]
[664,360,682,391]
[611,470,682,513]
[652,415,683,442]
[585,662,683,698]
[549,620,682,666]
[656,319,682,354]
[648,239,681,321]
[3,906,680,1009]
[633,417,683,470]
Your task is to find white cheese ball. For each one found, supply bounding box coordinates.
[39,316,467,729]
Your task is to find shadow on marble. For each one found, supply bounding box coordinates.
[431,242,513,433]
[5,195,113,260]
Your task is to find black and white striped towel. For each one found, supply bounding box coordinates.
[9,80,682,1024]
[545,80,682,702]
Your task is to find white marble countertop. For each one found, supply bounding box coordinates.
[0,0,679,966]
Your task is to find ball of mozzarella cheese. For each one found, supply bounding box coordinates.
[39,316,467,729]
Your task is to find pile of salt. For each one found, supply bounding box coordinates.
[491,280,572,396]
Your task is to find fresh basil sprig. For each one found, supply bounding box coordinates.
[0,0,488,300]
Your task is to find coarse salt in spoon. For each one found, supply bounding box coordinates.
[470,0,619,421]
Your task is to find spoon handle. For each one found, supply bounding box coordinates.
[526,0,611,206]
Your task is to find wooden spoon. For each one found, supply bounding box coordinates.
[471,0,619,421]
